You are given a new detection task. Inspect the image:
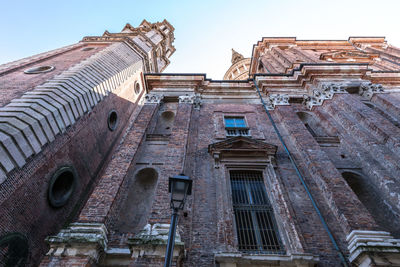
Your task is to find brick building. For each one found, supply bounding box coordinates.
[1,20,400,266]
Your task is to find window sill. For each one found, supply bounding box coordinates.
[214,252,319,267]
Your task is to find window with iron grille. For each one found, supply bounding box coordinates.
[230,170,284,254]
[224,117,249,136]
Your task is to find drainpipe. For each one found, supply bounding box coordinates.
[252,75,349,267]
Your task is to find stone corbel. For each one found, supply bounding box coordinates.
[359,82,384,100]
[144,93,164,104]
[303,82,348,110]
[347,230,400,266]
[193,93,202,110]
[45,223,108,261]
[178,94,195,104]
[264,94,289,110]
[303,94,322,110]
[213,152,221,169]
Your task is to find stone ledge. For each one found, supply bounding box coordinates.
[347,230,400,265]
[45,223,108,260]
[214,252,319,267]
[127,223,184,260]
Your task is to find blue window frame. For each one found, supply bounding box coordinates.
[224,117,247,128]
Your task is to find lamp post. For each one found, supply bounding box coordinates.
[164,174,192,267]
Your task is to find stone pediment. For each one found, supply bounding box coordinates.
[208,136,277,156]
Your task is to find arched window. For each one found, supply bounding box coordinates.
[297,111,328,137]
[115,168,158,233]
[342,171,400,237]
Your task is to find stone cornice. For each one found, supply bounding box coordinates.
[346,230,400,265]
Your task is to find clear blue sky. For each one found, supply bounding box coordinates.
[1,0,399,79]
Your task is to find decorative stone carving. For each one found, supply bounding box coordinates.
[303,94,322,110]
[128,223,184,262]
[208,136,277,168]
[303,82,347,110]
[270,93,290,106]
[193,93,202,109]
[178,94,195,104]
[264,94,289,110]
[45,223,108,260]
[144,93,163,104]
[359,82,384,100]
[347,230,400,266]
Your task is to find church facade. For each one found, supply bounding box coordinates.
[1,20,400,266]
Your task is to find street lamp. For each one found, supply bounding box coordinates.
[164,174,192,267]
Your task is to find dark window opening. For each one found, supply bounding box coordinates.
[24,65,54,74]
[230,170,284,254]
[297,112,339,146]
[108,110,118,131]
[134,82,141,95]
[81,47,95,51]
[48,166,77,208]
[0,233,29,267]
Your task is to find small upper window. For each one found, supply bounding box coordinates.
[24,65,54,74]
[81,47,95,51]
[224,117,249,136]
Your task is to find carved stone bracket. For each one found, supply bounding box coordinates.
[303,82,347,110]
[193,93,202,109]
[128,223,184,261]
[264,94,289,110]
[45,223,108,260]
[347,230,400,265]
[359,82,384,100]
[303,94,322,110]
[144,93,163,104]
[178,94,195,104]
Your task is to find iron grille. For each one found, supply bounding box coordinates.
[230,170,284,254]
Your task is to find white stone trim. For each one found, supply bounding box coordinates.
[144,93,164,104]
[359,82,385,100]
[214,252,319,267]
[45,223,108,260]
[346,230,400,265]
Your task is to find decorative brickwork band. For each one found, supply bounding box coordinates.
[347,230,400,265]
[0,42,143,183]
[45,223,108,261]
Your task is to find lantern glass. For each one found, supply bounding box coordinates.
[169,174,192,210]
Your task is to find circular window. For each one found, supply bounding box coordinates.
[24,66,54,74]
[134,82,141,95]
[48,166,77,208]
[108,110,118,131]
[81,47,95,51]
[0,233,29,267]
